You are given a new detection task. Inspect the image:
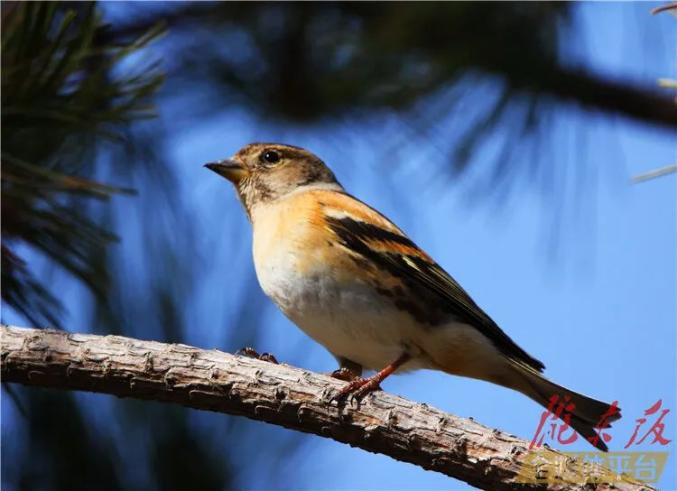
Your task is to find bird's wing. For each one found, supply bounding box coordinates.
[320,191,545,373]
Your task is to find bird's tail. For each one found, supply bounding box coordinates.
[505,359,622,452]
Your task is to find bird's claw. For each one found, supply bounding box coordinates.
[236,346,279,364]
[330,367,361,382]
[332,376,382,403]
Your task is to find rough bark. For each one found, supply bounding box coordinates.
[1,325,654,491]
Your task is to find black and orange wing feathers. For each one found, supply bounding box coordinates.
[324,193,545,373]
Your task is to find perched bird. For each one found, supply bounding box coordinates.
[205,143,621,451]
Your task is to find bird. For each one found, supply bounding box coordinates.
[205,142,621,451]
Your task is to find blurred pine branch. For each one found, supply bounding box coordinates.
[1,2,164,327]
[102,3,677,129]
[92,2,676,202]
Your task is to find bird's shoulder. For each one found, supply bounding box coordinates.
[303,188,407,236]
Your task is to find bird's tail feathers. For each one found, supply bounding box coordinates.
[506,359,621,452]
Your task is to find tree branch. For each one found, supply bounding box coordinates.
[501,64,677,131]
[1,325,654,491]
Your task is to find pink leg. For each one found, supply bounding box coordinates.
[335,353,411,400]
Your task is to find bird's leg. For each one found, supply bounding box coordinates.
[335,353,411,400]
[330,358,363,381]
[236,346,278,364]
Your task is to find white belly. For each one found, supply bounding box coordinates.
[255,254,421,370]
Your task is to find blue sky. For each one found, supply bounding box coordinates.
[3,2,675,490]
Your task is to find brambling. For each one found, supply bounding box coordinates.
[206,143,621,451]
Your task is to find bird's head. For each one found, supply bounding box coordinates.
[205,143,341,214]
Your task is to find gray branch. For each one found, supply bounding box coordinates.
[631,164,677,183]
[0,325,654,491]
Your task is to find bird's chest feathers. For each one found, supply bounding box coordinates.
[251,202,327,312]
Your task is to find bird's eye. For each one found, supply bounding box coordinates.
[261,151,280,164]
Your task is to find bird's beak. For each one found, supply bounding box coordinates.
[204,159,249,184]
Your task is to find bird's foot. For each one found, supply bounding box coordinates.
[333,375,382,402]
[236,346,278,364]
[329,367,362,382]
[331,353,409,403]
